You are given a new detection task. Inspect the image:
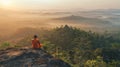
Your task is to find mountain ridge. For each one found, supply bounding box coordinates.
[53,15,111,24]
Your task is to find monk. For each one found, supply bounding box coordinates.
[32,35,42,49]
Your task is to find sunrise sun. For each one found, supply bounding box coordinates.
[0,0,12,7]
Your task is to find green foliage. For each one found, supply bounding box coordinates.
[37,25,120,67]
[102,48,120,63]
[0,42,11,49]
[107,60,120,67]
[42,41,56,54]
[40,25,120,67]
[84,56,106,67]
[111,43,120,49]
[3,25,119,67]
[0,42,22,50]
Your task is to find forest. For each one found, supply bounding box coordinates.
[0,25,120,67]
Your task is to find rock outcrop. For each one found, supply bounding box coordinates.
[0,47,71,67]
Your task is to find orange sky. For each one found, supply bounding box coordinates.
[0,0,120,10]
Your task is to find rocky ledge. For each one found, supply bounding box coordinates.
[0,47,71,67]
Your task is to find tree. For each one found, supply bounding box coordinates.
[84,56,106,67]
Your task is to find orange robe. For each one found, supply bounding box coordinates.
[32,39,41,49]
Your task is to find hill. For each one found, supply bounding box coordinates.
[0,47,71,67]
[54,15,111,25]
[0,25,120,67]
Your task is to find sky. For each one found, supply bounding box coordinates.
[0,0,120,10]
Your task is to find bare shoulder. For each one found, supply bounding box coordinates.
[36,39,39,41]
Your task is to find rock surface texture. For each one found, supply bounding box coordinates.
[0,48,71,67]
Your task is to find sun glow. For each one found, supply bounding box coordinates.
[39,0,56,3]
[0,0,12,8]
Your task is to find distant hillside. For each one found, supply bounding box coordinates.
[53,15,111,25]
[1,27,43,44]
[90,9,120,14]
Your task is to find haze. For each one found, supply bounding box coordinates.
[0,0,120,37]
[0,0,120,10]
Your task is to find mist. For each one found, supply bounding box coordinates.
[0,8,120,38]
